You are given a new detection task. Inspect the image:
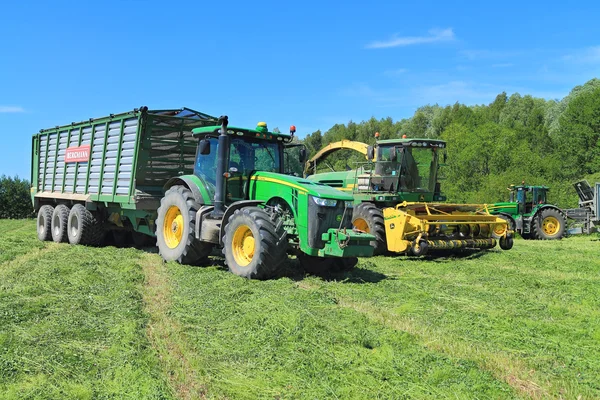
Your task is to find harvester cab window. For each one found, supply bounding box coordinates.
[399,147,437,192]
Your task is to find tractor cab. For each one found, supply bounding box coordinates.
[509,185,549,215]
[192,122,306,204]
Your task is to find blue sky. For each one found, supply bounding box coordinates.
[1,0,599,179]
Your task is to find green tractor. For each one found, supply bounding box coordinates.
[489,184,567,240]
[31,108,374,280]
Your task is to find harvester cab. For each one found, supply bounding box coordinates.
[490,184,566,240]
[305,137,514,256]
[156,117,375,279]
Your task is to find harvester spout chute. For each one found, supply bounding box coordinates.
[304,140,371,177]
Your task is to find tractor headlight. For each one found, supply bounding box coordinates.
[345,201,354,209]
[311,196,337,207]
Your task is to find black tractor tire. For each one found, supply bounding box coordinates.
[156,185,213,264]
[111,230,130,247]
[67,204,104,246]
[532,208,566,240]
[37,205,54,241]
[331,257,359,273]
[223,207,287,279]
[51,204,70,243]
[132,231,154,248]
[298,254,335,274]
[351,203,387,255]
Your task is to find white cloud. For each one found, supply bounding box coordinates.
[562,46,600,64]
[0,106,24,113]
[460,49,522,61]
[384,68,409,76]
[365,28,454,49]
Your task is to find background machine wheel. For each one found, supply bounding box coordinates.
[352,203,387,255]
[533,208,566,240]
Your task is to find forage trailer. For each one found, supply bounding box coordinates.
[31,107,374,279]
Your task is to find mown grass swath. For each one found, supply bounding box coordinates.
[1,220,599,399]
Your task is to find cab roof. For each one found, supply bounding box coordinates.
[192,125,292,141]
[377,138,446,147]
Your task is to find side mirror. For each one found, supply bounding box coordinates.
[389,147,397,162]
[443,151,447,163]
[199,139,210,155]
[299,148,307,164]
[367,146,375,161]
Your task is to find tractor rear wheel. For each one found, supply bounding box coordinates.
[533,208,566,240]
[156,186,213,264]
[223,207,287,279]
[352,203,386,255]
[37,205,54,241]
[51,204,70,243]
[67,204,104,246]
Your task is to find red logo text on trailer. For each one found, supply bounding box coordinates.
[65,145,91,163]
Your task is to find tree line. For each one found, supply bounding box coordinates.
[303,78,600,208]
[0,175,33,219]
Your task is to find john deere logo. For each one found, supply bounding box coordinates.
[336,215,343,222]
[419,194,425,201]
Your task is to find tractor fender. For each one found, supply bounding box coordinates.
[528,205,565,231]
[219,200,265,245]
[163,176,206,204]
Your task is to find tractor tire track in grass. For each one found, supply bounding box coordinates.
[140,252,208,400]
[335,297,547,399]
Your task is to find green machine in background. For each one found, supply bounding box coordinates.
[489,184,567,239]
[305,136,513,255]
[31,108,374,279]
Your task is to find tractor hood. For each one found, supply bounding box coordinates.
[251,171,354,200]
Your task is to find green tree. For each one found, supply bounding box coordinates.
[0,175,33,219]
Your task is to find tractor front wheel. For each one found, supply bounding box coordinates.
[533,208,566,240]
[156,186,213,264]
[223,207,287,279]
[352,203,386,255]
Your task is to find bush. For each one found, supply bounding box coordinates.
[0,175,34,219]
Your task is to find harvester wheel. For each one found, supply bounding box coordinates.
[223,207,287,279]
[67,204,104,246]
[499,235,514,250]
[156,185,213,264]
[352,203,386,255]
[37,205,54,241]
[533,208,566,240]
[51,204,70,243]
[410,240,429,256]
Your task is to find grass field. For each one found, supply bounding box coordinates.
[1,219,599,399]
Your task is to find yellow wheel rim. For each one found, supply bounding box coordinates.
[353,218,370,233]
[163,205,184,249]
[542,216,560,236]
[493,223,507,237]
[232,225,255,267]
